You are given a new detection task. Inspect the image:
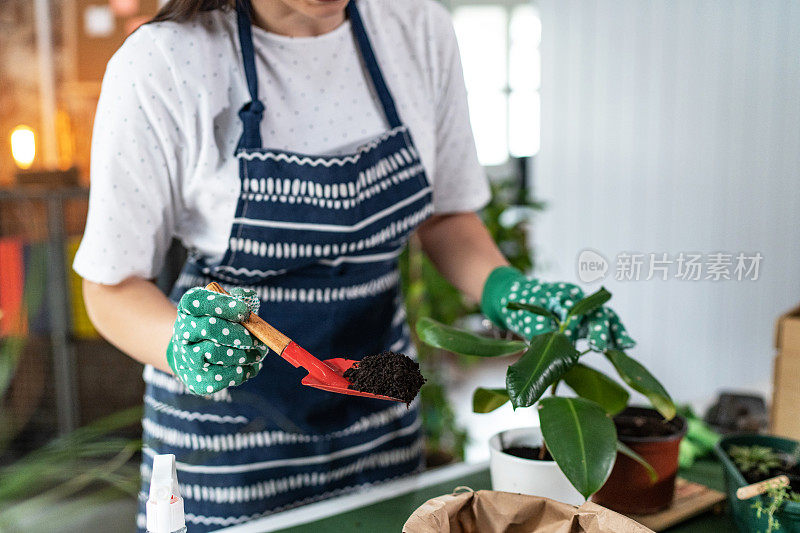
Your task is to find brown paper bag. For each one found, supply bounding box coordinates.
[403,489,653,533]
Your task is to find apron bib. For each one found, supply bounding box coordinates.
[137,1,433,530]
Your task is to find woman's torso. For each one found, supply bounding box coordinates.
[135,0,449,262]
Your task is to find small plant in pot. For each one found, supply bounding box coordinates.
[716,436,800,533]
[417,286,684,512]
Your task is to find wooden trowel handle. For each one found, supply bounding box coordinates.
[205,282,291,354]
[204,282,350,388]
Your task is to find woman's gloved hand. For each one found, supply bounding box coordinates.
[480,266,635,352]
[166,286,268,395]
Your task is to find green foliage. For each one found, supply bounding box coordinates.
[605,349,676,420]
[751,481,800,533]
[480,179,542,274]
[472,387,510,413]
[506,301,560,326]
[416,287,674,497]
[566,287,611,321]
[420,379,467,462]
[617,440,658,482]
[563,363,629,415]
[400,172,541,461]
[506,333,579,409]
[729,445,782,476]
[416,318,526,358]
[538,397,617,498]
[0,247,142,532]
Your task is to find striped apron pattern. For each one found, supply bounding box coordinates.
[136,1,433,530]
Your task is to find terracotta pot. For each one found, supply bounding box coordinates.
[592,407,687,514]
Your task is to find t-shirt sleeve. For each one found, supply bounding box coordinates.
[73,26,187,285]
[427,3,491,214]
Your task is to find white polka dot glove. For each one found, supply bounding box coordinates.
[166,287,268,395]
[480,266,635,351]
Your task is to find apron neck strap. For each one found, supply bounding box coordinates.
[236,0,264,150]
[234,0,403,151]
[346,1,402,130]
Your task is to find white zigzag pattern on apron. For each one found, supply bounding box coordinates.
[144,395,249,424]
[241,151,417,199]
[240,164,425,210]
[214,247,405,278]
[142,398,419,452]
[227,203,433,260]
[178,437,424,504]
[232,186,431,233]
[175,269,400,304]
[235,126,411,166]
[143,365,232,402]
[391,304,407,327]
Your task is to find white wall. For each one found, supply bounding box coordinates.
[534,0,800,405]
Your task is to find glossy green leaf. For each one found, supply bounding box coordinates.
[538,397,617,498]
[567,287,612,319]
[506,302,561,325]
[472,388,510,413]
[617,441,658,483]
[416,317,526,357]
[563,363,630,415]
[506,332,579,409]
[605,349,676,420]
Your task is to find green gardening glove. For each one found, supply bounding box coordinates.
[167,286,268,395]
[480,266,636,352]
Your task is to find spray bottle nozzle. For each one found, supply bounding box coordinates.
[146,454,186,533]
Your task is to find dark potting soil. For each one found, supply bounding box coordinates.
[343,350,425,404]
[503,446,554,461]
[614,414,683,438]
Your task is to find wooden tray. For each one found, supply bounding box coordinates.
[626,478,727,531]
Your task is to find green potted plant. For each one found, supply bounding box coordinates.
[417,286,685,511]
[715,435,800,532]
[400,174,541,465]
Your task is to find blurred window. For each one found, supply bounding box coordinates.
[452,2,541,166]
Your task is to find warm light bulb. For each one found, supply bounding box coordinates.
[11,125,36,170]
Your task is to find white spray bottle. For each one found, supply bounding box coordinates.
[146,454,187,533]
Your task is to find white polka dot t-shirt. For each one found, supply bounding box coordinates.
[73,0,489,285]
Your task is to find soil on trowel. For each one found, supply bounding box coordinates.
[343,350,425,404]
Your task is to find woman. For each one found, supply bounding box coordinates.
[75,0,633,530]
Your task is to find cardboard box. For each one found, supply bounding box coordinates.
[771,304,800,439]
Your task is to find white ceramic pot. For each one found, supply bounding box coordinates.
[489,426,585,506]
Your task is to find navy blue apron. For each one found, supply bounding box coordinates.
[136,1,433,530]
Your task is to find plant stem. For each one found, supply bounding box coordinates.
[550,380,560,395]
[538,439,548,460]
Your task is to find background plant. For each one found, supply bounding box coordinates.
[729,445,783,476]
[752,481,800,533]
[0,246,141,532]
[400,173,541,463]
[417,286,673,498]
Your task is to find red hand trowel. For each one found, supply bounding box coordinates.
[205,282,402,402]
